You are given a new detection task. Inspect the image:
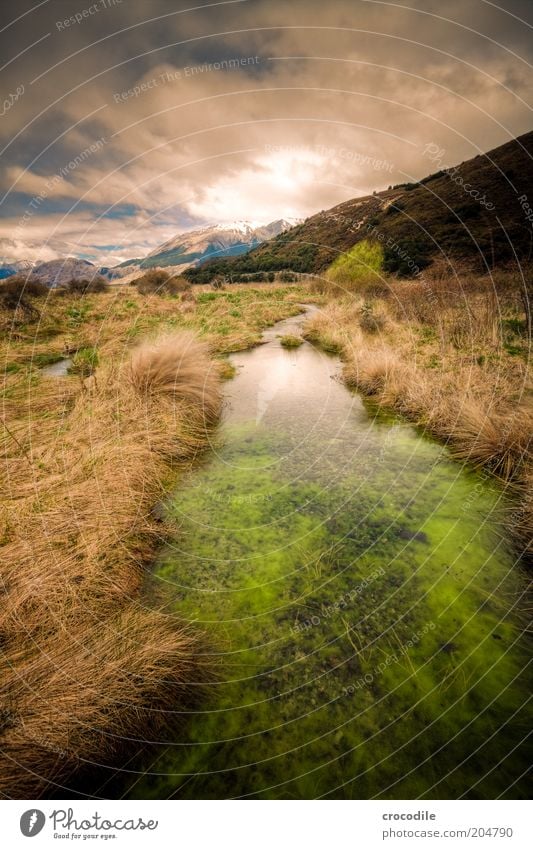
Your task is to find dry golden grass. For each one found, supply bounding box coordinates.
[305,268,532,555]
[0,282,310,797]
[0,327,221,797]
[129,331,221,423]
[448,403,532,480]
[344,348,410,398]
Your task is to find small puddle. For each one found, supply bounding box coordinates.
[125,307,531,800]
[41,357,72,376]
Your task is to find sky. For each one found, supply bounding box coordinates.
[0,0,532,266]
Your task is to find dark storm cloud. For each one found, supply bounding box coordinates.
[0,0,532,263]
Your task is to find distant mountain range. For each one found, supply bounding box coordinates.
[0,218,302,285]
[184,130,533,282]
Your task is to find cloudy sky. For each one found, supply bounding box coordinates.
[0,0,532,266]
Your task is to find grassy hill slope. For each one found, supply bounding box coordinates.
[186,131,533,282]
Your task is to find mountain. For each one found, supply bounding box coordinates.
[31,258,100,287]
[101,261,143,281]
[184,131,533,282]
[2,219,302,282]
[0,260,36,279]
[137,218,302,270]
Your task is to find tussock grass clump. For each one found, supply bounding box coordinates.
[384,270,526,348]
[304,302,360,354]
[280,334,304,348]
[344,348,409,398]
[130,331,221,424]
[0,329,221,797]
[217,358,237,380]
[449,403,532,480]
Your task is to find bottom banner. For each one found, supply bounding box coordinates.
[0,800,530,848]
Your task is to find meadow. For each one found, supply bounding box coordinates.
[0,268,530,796]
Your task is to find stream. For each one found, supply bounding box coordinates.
[126,307,531,799]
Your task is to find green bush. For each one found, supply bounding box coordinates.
[327,239,384,291]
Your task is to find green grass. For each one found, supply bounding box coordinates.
[68,346,99,376]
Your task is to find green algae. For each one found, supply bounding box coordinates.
[127,312,531,800]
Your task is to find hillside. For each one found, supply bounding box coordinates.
[185,131,533,282]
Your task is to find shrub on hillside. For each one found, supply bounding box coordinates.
[136,269,171,294]
[167,276,192,295]
[383,239,432,278]
[0,276,48,298]
[135,269,190,295]
[326,239,384,292]
[279,270,297,282]
[0,276,47,322]
[359,303,386,334]
[66,276,110,294]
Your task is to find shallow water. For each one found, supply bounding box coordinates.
[41,357,71,376]
[128,308,531,800]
